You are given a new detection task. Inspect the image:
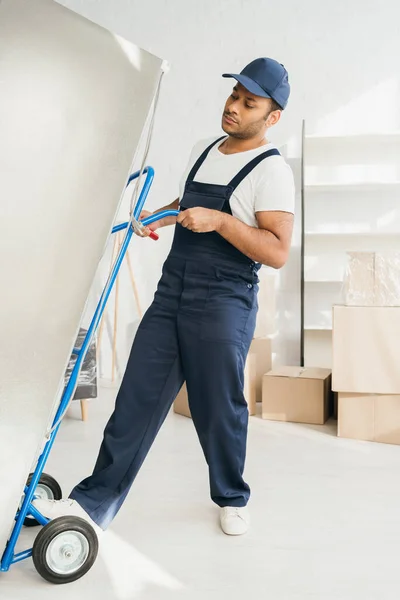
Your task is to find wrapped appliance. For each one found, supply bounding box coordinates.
[342,251,400,307]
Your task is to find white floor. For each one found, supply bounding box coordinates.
[2,388,400,599]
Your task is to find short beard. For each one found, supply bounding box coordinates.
[222,111,271,140]
[223,118,266,140]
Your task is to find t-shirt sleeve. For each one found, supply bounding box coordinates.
[254,156,295,214]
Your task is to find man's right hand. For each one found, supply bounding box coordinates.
[135,210,164,237]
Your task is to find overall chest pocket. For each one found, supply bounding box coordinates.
[180,182,233,212]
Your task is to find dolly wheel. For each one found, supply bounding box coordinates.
[24,473,62,527]
[32,516,98,584]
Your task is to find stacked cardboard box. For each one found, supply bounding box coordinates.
[333,251,400,444]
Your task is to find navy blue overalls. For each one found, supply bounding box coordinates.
[70,138,281,529]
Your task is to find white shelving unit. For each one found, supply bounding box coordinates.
[301,128,400,368]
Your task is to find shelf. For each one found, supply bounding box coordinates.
[305,182,400,193]
[305,231,400,238]
[305,132,400,143]
[304,334,333,369]
[304,134,400,168]
[302,124,400,369]
[304,195,400,235]
[304,279,343,284]
[306,237,400,258]
[304,253,347,283]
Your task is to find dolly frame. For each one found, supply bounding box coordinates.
[1,167,178,573]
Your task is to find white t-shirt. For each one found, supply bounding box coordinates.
[179,136,295,228]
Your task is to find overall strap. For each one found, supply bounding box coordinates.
[186,136,226,183]
[228,148,281,192]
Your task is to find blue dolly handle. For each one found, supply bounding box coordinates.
[0,167,179,574]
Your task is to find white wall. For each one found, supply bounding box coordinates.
[58,0,400,379]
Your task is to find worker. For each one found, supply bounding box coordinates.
[34,57,295,536]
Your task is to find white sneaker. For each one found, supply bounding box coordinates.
[220,506,250,536]
[32,498,103,536]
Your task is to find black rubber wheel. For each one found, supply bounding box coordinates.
[24,473,62,527]
[32,516,98,584]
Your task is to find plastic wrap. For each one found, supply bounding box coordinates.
[342,252,375,306]
[375,252,400,306]
[64,328,97,400]
[342,251,400,307]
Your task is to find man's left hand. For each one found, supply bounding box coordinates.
[177,207,223,233]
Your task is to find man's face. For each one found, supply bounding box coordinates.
[222,83,280,139]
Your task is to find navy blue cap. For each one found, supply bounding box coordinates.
[223,57,290,109]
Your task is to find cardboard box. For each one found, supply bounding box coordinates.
[249,337,272,403]
[262,366,332,425]
[243,353,257,415]
[332,306,400,394]
[173,382,191,418]
[338,392,400,445]
[173,338,269,418]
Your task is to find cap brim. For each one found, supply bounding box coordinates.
[222,73,272,99]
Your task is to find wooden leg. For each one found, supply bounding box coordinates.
[80,399,89,422]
